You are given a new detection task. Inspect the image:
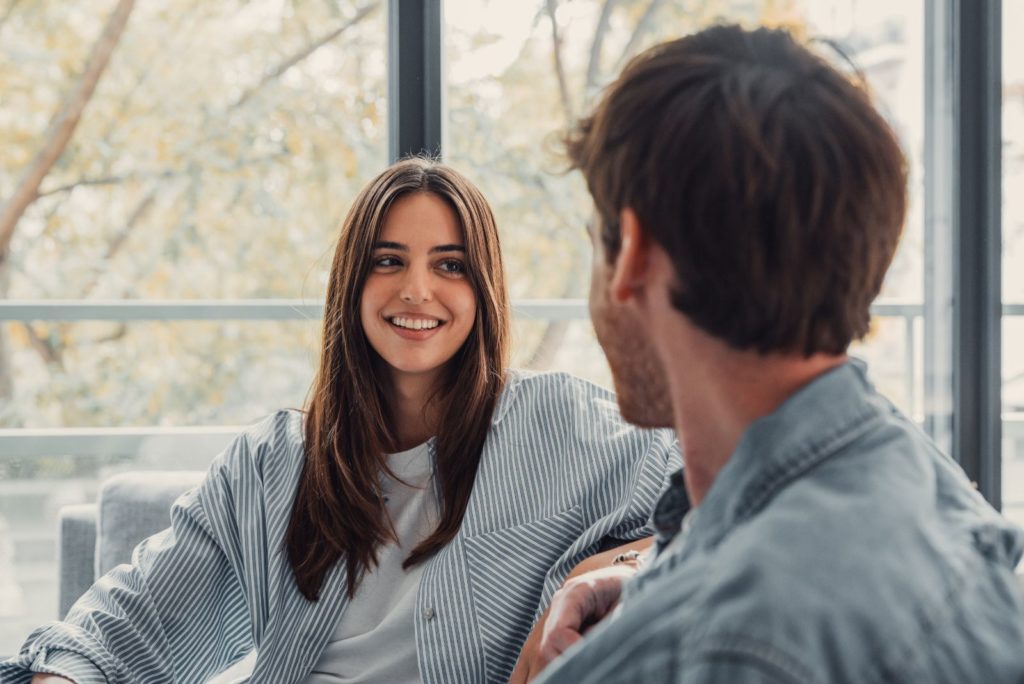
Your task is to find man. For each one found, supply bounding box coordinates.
[532,24,1024,683]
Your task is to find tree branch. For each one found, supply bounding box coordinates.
[36,169,178,198]
[230,0,380,110]
[88,323,128,346]
[614,0,666,73]
[0,0,136,261]
[21,323,64,370]
[101,189,157,264]
[544,0,575,124]
[585,0,618,95]
[93,3,212,162]
[37,144,288,199]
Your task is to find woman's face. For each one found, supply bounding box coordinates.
[360,191,477,390]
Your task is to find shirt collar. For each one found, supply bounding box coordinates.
[653,468,690,550]
[491,368,523,426]
[686,357,887,551]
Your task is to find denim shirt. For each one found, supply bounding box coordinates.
[537,359,1024,684]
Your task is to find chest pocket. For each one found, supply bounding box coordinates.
[462,505,585,683]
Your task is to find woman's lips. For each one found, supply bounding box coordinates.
[389,319,445,340]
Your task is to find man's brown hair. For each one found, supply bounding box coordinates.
[566,24,907,356]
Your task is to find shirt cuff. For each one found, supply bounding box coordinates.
[17,644,107,684]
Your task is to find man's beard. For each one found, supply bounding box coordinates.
[591,297,674,428]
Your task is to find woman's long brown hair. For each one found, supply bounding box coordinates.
[285,158,511,600]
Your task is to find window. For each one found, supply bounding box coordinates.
[0,0,387,652]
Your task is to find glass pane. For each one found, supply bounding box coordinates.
[3,319,321,429]
[446,0,933,421]
[0,0,388,422]
[512,318,612,388]
[1002,0,1024,524]
[1,0,387,303]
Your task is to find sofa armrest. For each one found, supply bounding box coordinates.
[57,503,98,620]
[96,470,205,576]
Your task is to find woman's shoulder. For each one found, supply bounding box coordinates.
[503,369,616,401]
[241,408,305,444]
[500,369,632,429]
[212,409,306,483]
[496,369,680,468]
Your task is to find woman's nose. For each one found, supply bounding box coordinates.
[399,266,432,304]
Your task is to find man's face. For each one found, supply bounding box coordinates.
[587,214,674,428]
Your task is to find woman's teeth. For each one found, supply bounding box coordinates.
[391,317,440,330]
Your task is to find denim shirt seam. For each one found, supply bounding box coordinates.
[728,404,881,529]
[680,630,815,683]
[637,414,878,591]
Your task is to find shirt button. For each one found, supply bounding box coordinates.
[423,607,436,621]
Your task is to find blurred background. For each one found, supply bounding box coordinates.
[0,0,1020,655]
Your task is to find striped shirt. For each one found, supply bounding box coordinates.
[1,370,681,684]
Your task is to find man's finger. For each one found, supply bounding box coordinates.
[545,583,595,634]
[536,627,583,668]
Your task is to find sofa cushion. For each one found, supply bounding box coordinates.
[96,470,205,577]
[58,504,98,619]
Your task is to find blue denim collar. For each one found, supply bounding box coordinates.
[682,358,887,553]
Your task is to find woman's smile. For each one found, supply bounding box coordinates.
[387,314,446,339]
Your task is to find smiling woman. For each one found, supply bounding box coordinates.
[3,158,680,684]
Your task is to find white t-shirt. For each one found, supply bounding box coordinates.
[303,442,438,683]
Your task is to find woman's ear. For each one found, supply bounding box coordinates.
[609,207,652,304]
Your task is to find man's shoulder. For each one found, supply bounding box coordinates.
[615,484,1024,683]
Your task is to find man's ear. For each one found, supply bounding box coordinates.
[609,207,651,304]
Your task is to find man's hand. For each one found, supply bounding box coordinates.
[509,539,652,683]
[534,565,635,673]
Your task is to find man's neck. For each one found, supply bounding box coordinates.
[658,324,846,507]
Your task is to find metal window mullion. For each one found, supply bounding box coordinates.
[923,0,956,457]
[388,0,443,161]
[0,427,240,459]
[951,0,1003,507]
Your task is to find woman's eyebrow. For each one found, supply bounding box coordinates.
[371,241,465,254]
[429,244,465,254]
[373,241,407,251]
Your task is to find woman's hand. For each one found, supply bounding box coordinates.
[31,675,76,683]
[509,538,652,683]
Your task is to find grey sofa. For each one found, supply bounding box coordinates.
[57,470,254,682]
[58,470,205,619]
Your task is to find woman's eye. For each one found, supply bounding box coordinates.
[438,259,466,275]
[374,255,401,268]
